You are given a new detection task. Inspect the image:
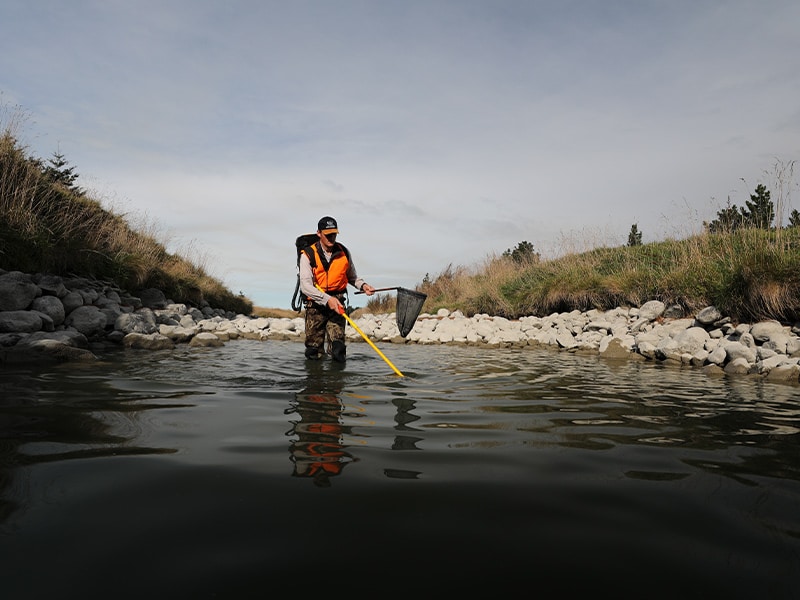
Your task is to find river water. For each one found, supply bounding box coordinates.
[1,339,799,598]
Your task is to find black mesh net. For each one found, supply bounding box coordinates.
[395,287,427,337]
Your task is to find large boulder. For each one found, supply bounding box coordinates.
[61,291,85,314]
[0,310,43,333]
[30,295,66,326]
[122,332,175,350]
[189,332,225,347]
[673,326,711,355]
[137,288,168,309]
[750,320,786,343]
[7,338,97,362]
[115,310,158,334]
[638,300,666,321]
[33,274,68,298]
[0,272,39,311]
[696,306,723,326]
[65,305,107,337]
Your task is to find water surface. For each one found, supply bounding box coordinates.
[1,340,799,598]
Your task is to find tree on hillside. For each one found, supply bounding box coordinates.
[788,209,800,228]
[741,184,774,229]
[43,150,83,195]
[705,184,776,233]
[502,240,539,264]
[627,223,642,246]
[705,198,744,233]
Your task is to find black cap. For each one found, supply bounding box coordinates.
[318,216,339,234]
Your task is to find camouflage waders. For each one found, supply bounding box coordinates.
[304,298,347,362]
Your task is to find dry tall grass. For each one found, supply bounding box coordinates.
[417,228,800,324]
[0,127,252,314]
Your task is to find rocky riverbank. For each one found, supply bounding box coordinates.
[2,269,800,384]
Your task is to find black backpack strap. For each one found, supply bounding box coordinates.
[302,244,317,270]
[292,233,319,311]
[295,233,319,268]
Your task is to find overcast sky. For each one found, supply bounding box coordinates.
[2,1,799,308]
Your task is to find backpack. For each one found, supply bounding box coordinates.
[290,234,351,311]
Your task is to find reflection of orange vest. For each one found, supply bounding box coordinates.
[308,423,342,436]
[303,243,351,296]
[302,442,347,477]
[307,394,339,404]
[305,394,342,436]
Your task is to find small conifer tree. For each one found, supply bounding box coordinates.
[502,240,539,264]
[741,184,774,229]
[43,150,83,194]
[627,223,642,246]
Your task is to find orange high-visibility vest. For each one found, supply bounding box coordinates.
[303,243,351,296]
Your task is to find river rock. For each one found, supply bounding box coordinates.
[0,272,40,311]
[30,295,66,326]
[722,341,757,364]
[673,327,710,355]
[696,306,722,326]
[65,305,107,338]
[765,363,800,382]
[123,332,175,350]
[750,320,787,343]
[61,290,85,314]
[189,332,225,347]
[10,337,97,361]
[0,310,43,333]
[638,300,666,320]
[137,288,168,309]
[34,273,69,297]
[724,357,753,375]
[116,311,158,334]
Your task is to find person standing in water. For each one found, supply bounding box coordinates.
[298,216,375,362]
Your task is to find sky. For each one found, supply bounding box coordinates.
[2,1,799,309]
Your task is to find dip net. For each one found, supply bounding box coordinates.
[395,287,427,337]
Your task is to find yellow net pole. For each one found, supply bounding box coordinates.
[313,283,404,377]
[341,310,404,377]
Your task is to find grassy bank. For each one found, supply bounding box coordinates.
[4,118,799,326]
[400,226,800,325]
[0,128,252,314]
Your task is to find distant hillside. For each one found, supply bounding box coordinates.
[1,127,252,314]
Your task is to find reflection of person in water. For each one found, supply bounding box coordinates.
[286,384,356,488]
